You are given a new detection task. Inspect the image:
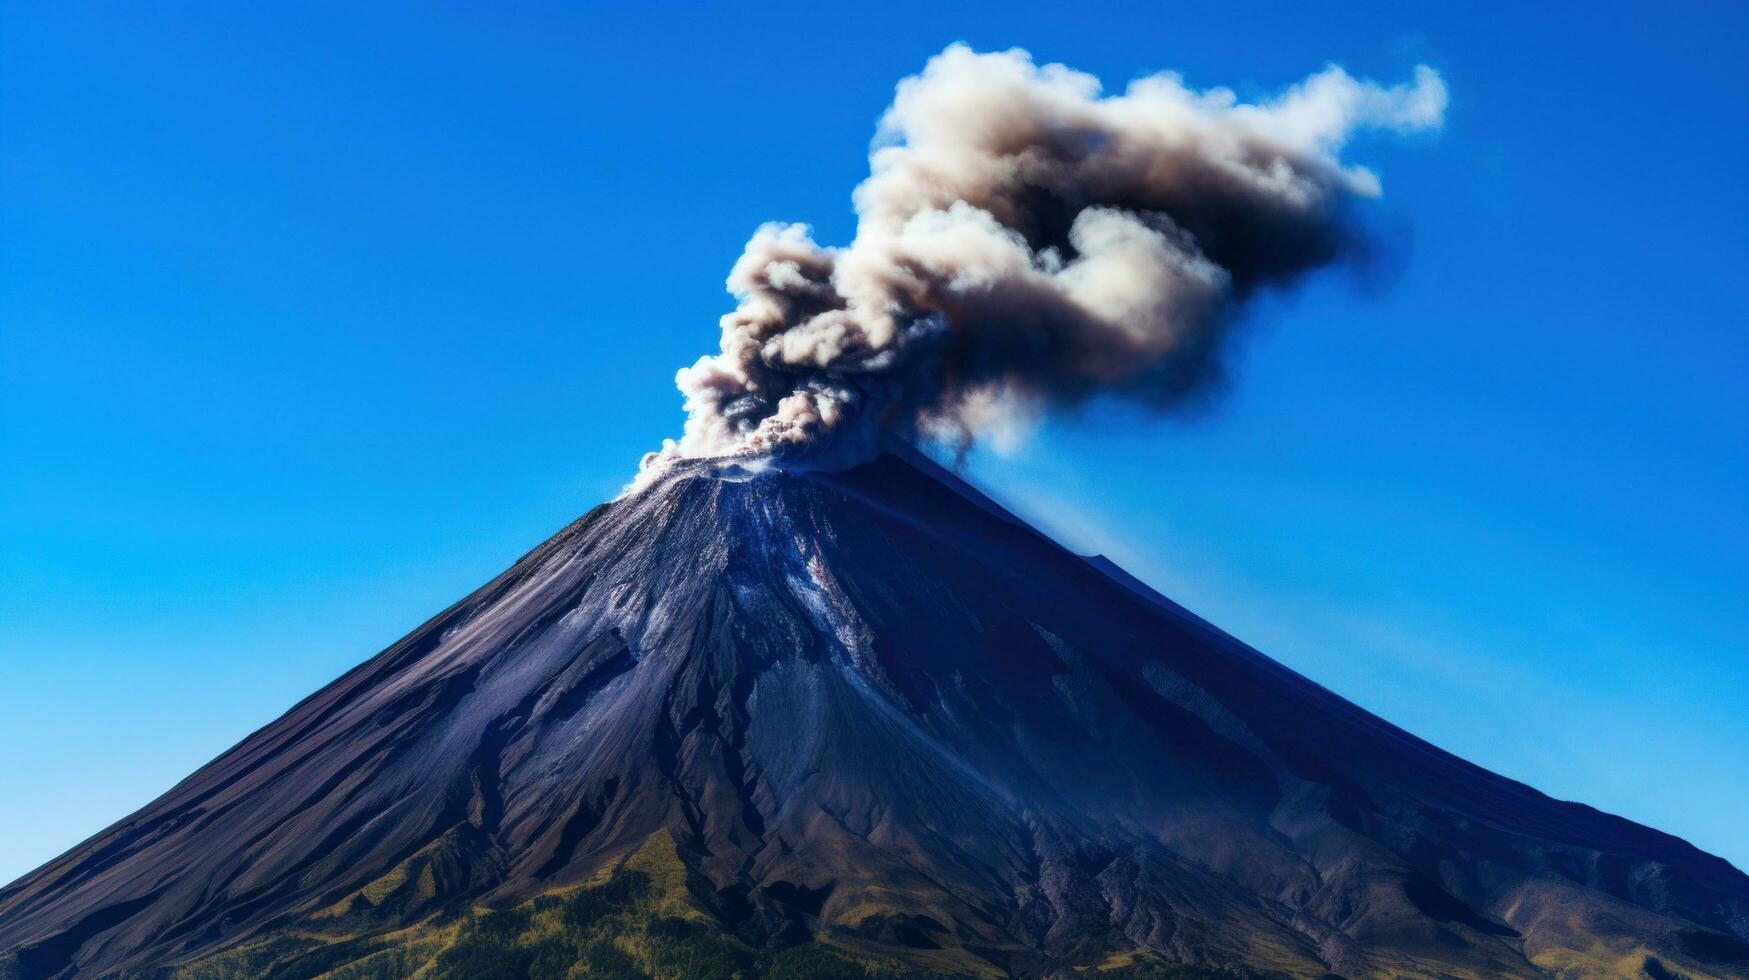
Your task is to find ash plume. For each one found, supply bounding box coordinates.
[639,44,1446,482]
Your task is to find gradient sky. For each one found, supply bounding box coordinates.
[2,1,1745,886]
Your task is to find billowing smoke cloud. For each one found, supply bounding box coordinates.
[639,45,1445,482]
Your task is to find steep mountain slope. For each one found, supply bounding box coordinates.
[3,451,1746,979]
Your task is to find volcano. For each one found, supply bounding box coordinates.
[2,450,1745,979]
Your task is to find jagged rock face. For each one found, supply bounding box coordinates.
[2,452,1746,979]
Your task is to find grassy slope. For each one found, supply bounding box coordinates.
[47,830,1715,979]
[153,833,1231,980]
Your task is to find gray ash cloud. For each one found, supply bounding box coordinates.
[639,45,1445,483]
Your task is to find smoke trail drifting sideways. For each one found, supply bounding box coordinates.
[638,44,1446,483]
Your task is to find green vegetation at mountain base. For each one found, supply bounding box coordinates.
[160,834,983,980]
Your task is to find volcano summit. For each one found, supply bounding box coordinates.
[2,450,1745,979]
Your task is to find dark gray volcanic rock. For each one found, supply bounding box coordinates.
[2,451,1746,978]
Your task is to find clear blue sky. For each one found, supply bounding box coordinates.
[2,2,1744,885]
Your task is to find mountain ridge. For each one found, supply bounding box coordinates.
[3,451,1746,979]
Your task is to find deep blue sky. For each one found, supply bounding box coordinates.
[2,2,1745,884]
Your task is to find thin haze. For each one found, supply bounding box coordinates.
[640,45,1446,482]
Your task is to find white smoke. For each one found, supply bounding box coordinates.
[638,45,1446,484]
